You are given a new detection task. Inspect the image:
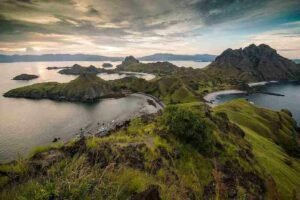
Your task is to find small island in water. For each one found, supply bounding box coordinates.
[12,74,39,80]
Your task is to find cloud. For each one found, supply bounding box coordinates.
[0,0,299,57]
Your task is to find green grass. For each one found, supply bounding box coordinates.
[214,99,299,156]
[241,126,300,199]
[29,142,64,158]
[214,99,300,199]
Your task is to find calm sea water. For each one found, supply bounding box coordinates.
[213,82,300,124]
[0,61,159,162]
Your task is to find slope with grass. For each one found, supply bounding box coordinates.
[2,101,300,199]
[214,99,300,199]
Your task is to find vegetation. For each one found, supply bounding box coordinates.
[2,56,300,199]
[1,100,299,199]
[161,106,213,154]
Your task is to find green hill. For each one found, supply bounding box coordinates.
[4,74,120,102]
[1,100,299,199]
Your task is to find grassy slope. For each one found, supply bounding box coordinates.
[3,100,298,199]
[214,99,300,199]
[0,117,214,199]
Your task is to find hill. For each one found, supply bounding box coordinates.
[4,74,120,102]
[206,44,300,82]
[0,100,299,199]
[139,53,216,62]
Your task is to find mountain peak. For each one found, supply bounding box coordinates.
[122,56,139,66]
[208,44,300,81]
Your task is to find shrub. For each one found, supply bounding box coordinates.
[161,106,213,154]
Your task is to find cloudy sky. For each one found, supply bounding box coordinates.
[0,0,300,58]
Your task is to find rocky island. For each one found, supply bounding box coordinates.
[6,44,300,105]
[5,74,123,102]
[58,64,102,75]
[12,74,39,80]
[102,63,113,68]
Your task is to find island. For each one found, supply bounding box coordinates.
[12,74,39,80]
[1,44,300,200]
[102,63,113,68]
[4,73,124,102]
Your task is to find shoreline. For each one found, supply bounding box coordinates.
[74,93,165,137]
[203,90,247,107]
[203,80,299,107]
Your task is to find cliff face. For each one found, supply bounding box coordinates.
[207,44,300,81]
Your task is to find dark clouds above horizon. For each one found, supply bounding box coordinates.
[0,0,300,58]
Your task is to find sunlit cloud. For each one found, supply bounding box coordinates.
[0,0,299,57]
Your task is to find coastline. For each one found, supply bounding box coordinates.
[203,90,247,107]
[74,93,165,138]
[203,80,298,107]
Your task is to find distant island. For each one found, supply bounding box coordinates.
[139,53,216,62]
[12,74,39,80]
[5,44,300,104]
[0,54,123,63]
[0,53,216,63]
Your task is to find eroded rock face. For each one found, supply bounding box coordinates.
[12,74,39,80]
[207,44,300,81]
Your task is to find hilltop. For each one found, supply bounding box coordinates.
[206,44,300,81]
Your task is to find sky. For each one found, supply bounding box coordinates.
[0,0,300,58]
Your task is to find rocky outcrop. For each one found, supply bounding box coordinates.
[117,56,178,75]
[207,44,300,81]
[102,63,113,68]
[59,64,100,75]
[121,56,139,66]
[12,74,39,80]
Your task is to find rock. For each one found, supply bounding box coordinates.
[62,136,86,157]
[102,63,113,68]
[147,99,157,108]
[29,149,64,171]
[132,185,161,200]
[150,158,163,174]
[122,56,139,66]
[52,137,61,143]
[12,74,38,80]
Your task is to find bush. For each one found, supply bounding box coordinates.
[161,106,213,154]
